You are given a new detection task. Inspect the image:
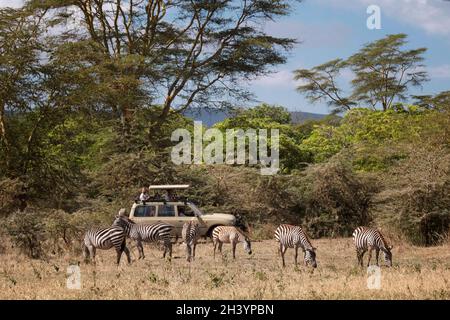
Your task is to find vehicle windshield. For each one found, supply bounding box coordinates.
[188,202,203,216]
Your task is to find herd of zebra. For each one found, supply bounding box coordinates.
[83,213,394,268]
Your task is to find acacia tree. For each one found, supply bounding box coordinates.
[0,7,46,170]
[28,0,299,144]
[294,59,355,113]
[413,91,450,111]
[0,7,94,209]
[295,34,428,113]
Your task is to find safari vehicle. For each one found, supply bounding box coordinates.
[129,185,237,237]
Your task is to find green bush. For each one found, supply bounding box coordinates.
[4,211,47,259]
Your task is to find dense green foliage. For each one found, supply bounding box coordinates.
[0,3,449,259]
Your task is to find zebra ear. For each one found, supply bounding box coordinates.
[312,247,317,251]
[388,245,393,250]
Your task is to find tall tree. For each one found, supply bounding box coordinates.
[413,90,450,111]
[294,34,428,112]
[0,7,46,169]
[294,59,355,113]
[348,34,428,111]
[28,0,299,143]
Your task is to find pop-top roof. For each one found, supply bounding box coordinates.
[148,184,190,190]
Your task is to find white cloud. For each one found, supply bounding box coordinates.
[317,0,450,37]
[251,70,300,88]
[0,0,23,8]
[428,64,450,78]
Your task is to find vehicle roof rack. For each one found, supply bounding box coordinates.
[135,196,189,204]
[148,184,190,190]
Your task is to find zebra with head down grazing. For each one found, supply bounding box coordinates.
[353,226,393,267]
[212,226,252,259]
[112,211,173,260]
[83,226,131,265]
[275,224,317,268]
[182,221,200,262]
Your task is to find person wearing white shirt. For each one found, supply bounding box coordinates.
[139,187,150,201]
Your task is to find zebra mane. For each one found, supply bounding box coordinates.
[378,231,392,250]
[238,228,252,241]
[115,215,135,224]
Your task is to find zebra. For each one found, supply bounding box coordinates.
[82,226,131,265]
[353,226,393,267]
[112,215,173,260]
[182,221,200,262]
[274,224,317,268]
[212,226,252,259]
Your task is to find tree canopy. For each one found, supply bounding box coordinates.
[295,34,428,113]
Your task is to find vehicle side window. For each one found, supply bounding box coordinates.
[157,205,175,217]
[178,205,195,217]
[134,206,156,217]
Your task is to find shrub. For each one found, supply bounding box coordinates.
[0,178,27,215]
[373,146,450,245]
[3,210,47,259]
[301,158,376,237]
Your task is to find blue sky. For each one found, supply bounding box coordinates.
[2,0,449,114]
[250,0,450,114]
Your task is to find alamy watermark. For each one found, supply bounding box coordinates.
[171,121,279,175]
[366,265,382,290]
[367,5,381,30]
[66,265,81,290]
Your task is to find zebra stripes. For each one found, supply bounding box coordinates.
[182,221,200,262]
[81,210,396,270]
[83,226,131,265]
[212,226,252,259]
[112,215,173,260]
[274,224,317,268]
[353,226,393,267]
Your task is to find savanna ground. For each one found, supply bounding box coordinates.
[1,238,449,300]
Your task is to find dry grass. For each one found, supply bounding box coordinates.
[1,238,450,300]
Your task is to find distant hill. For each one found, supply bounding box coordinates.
[290,111,327,124]
[183,109,328,127]
[183,109,233,127]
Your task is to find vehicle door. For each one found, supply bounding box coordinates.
[156,203,182,235]
[132,204,157,223]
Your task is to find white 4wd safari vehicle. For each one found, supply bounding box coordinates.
[129,185,237,237]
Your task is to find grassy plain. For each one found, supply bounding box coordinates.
[1,238,449,299]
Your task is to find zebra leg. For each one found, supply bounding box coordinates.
[232,241,237,259]
[367,247,373,267]
[281,246,287,268]
[218,242,223,258]
[360,250,367,267]
[87,245,96,264]
[116,248,123,265]
[186,242,191,262]
[213,240,217,259]
[82,243,90,263]
[192,242,197,261]
[375,248,380,266]
[163,238,172,260]
[124,245,131,264]
[294,246,298,267]
[136,239,144,259]
[356,249,363,267]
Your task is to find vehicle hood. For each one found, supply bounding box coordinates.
[202,213,235,220]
